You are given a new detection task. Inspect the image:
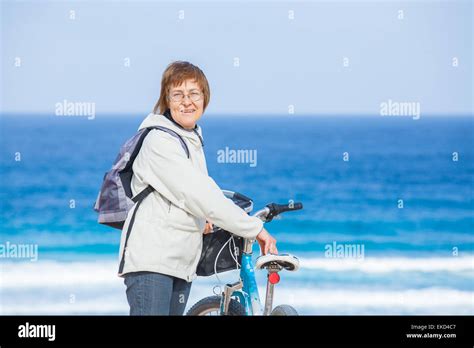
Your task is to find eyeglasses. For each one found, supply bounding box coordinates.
[169,91,203,103]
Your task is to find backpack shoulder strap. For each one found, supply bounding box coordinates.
[131,126,190,203]
[148,126,190,159]
[131,185,155,203]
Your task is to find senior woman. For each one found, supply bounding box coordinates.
[118,61,278,315]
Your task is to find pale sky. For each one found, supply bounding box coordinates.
[1,0,472,116]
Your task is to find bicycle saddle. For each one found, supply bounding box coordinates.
[255,253,299,272]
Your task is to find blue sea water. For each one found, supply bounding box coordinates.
[0,114,473,314]
[1,114,473,256]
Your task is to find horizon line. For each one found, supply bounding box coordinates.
[1,112,473,118]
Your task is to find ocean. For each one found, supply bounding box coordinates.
[1,114,473,314]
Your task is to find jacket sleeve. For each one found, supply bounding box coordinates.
[133,130,264,239]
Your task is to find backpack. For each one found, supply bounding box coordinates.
[93,126,189,230]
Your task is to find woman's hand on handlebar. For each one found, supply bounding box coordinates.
[256,227,278,255]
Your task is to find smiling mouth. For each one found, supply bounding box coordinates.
[181,109,195,114]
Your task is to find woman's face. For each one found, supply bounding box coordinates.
[168,79,204,130]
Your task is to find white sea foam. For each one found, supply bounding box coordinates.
[1,256,472,290]
[2,282,472,315]
[299,256,474,273]
[268,287,474,314]
[1,258,473,315]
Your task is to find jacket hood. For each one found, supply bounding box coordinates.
[138,112,204,146]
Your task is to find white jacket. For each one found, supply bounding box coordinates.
[117,113,263,281]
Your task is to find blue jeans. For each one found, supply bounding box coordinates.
[124,271,192,315]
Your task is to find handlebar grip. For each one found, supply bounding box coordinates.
[292,203,303,210]
[265,202,303,221]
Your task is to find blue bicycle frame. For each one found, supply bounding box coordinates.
[239,253,263,315]
[218,251,263,316]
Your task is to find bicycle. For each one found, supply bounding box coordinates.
[187,190,303,316]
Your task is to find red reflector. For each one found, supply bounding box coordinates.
[268,272,280,284]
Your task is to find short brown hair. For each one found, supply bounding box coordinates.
[153,61,211,114]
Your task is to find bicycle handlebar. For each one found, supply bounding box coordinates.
[265,202,303,222]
